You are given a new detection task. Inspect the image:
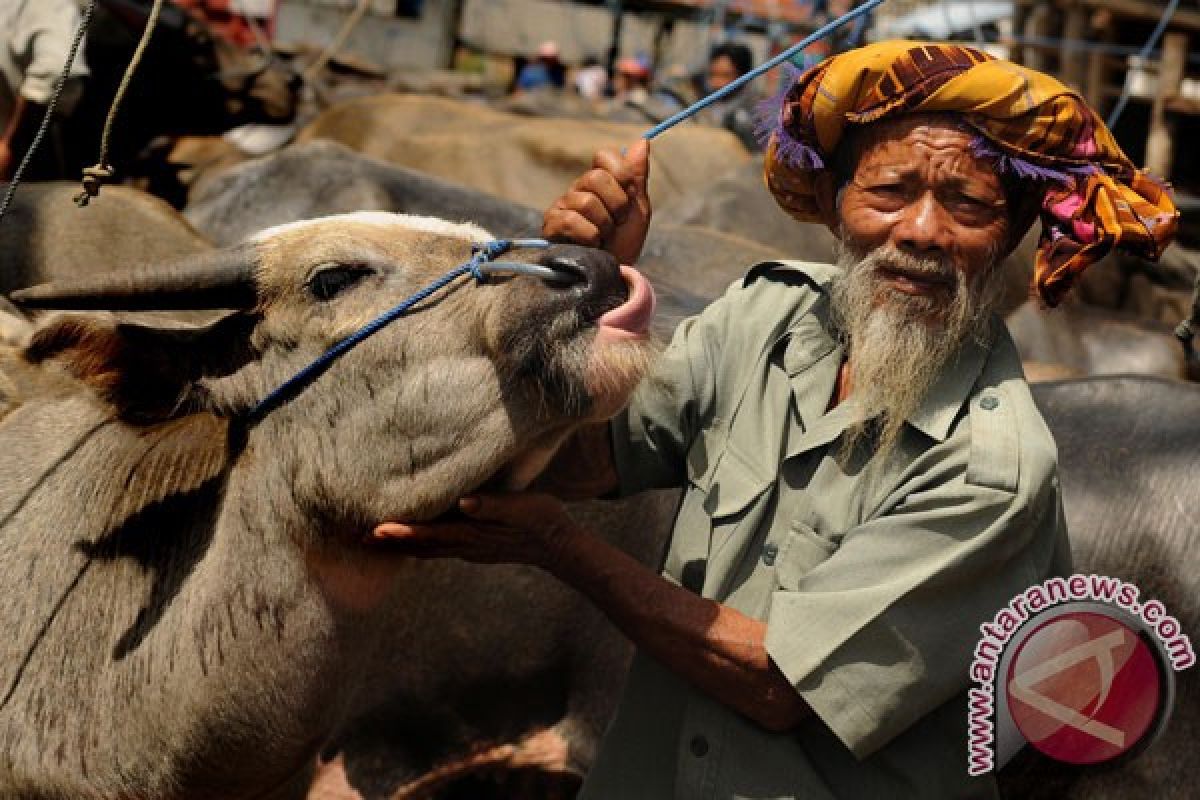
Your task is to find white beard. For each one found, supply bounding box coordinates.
[829,236,1006,462]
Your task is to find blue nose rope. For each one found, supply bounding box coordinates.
[642,0,886,140]
[246,238,553,422]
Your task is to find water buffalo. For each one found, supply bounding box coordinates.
[1001,376,1200,799]
[46,0,298,182]
[0,213,661,799]
[0,182,211,296]
[1006,301,1190,380]
[293,94,749,212]
[173,141,782,306]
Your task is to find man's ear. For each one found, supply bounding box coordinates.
[24,311,260,422]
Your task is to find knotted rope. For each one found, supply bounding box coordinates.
[75,0,167,207]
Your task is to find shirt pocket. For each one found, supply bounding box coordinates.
[774,521,838,591]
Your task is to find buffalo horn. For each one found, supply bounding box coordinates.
[10,247,259,311]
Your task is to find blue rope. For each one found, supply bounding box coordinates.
[642,0,887,140]
[1107,0,1181,129]
[246,238,550,422]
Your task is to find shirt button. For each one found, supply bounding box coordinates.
[689,735,709,757]
[980,395,999,411]
[762,543,779,566]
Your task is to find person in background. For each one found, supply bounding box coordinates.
[695,41,760,150]
[514,40,567,94]
[0,0,89,181]
[574,55,609,102]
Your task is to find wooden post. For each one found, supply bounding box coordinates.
[1061,2,1089,92]
[1146,32,1187,180]
[1011,1,1030,65]
[1024,3,1056,73]
[1085,11,1115,113]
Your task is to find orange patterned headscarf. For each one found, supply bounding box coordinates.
[759,41,1178,306]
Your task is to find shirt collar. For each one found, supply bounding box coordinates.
[901,323,994,442]
[783,300,995,448]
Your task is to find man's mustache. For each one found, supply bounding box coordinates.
[860,247,959,288]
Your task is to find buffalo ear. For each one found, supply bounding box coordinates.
[24,312,259,422]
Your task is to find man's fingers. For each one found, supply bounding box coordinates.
[574,168,630,218]
[542,208,602,247]
[561,190,616,236]
[624,138,651,184]
[457,493,565,525]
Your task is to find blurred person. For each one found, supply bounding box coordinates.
[0,0,89,181]
[514,40,566,94]
[574,55,609,101]
[696,41,761,150]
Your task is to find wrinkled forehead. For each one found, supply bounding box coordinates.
[250,212,495,288]
[838,113,982,176]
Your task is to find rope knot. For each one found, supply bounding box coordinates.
[468,239,514,281]
[74,164,115,207]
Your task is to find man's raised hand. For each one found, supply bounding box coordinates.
[543,138,651,266]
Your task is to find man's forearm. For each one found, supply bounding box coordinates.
[546,526,809,732]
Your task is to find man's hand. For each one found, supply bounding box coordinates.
[372,493,580,570]
[543,138,652,266]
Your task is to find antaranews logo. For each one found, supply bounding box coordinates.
[967,574,1194,775]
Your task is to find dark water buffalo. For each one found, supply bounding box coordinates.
[185,141,541,247]
[0,182,211,295]
[51,0,297,182]
[1006,301,1190,380]
[1000,377,1199,799]
[0,213,664,799]
[179,140,784,300]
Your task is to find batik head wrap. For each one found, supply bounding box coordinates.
[759,40,1178,306]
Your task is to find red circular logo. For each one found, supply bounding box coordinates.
[1005,611,1163,765]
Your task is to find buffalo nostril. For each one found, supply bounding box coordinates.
[544,256,588,286]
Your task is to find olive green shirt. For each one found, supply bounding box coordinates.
[583,260,1071,800]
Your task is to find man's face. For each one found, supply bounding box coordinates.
[706,55,740,92]
[837,116,1011,304]
[829,115,1014,460]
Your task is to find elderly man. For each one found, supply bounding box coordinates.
[375,42,1177,797]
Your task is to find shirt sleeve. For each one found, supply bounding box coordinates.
[12,0,88,105]
[765,422,1067,759]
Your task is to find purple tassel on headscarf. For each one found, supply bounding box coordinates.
[969,135,1094,185]
[754,64,825,170]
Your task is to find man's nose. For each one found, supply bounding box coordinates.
[892,192,952,258]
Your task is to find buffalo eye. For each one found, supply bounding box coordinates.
[306,264,374,301]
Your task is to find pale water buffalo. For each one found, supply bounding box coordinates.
[293,94,750,212]
[0,212,664,799]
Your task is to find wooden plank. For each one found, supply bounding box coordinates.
[1165,95,1200,116]
[1079,0,1200,33]
[1146,32,1187,179]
